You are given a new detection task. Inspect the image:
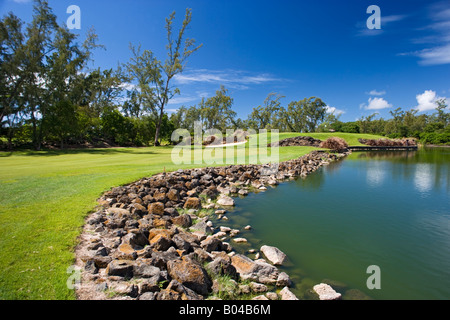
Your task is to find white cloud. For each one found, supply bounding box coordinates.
[167,91,209,106]
[355,14,407,37]
[415,44,450,66]
[403,2,450,66]
[415,90,447,112]
[367,90,386,96]
[361,97,392,110]
[174,69,281,89]
[325,105,345,115]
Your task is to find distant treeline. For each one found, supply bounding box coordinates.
[1,1,449,150]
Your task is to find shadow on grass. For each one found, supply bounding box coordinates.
[0,146,174,157]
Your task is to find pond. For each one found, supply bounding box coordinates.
[219,147,450,300]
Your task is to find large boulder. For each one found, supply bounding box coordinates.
[230,254,279,285]
[279,286,299,300]
[217,194,235,206]
[260,245,287,265]
[106,260,134,278]
[167,258,212,295]
[148,202,165,215]
[313,283,342,300]
[184,197,201,209]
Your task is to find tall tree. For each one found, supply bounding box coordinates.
[127,9,202,145]
[284,97,327,133]
[248,93,284,130]
[199,86,236,131]
[0,13,26,149]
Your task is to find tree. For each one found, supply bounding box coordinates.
[435,98,449,127]
[0,13,26,149]
[248,93,284,130]
[284,97,327,132]
[127,9,202,146]
[199,86,236,131]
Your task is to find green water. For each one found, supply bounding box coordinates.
[218,147,450,300]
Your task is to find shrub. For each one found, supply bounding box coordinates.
[420,132,450,145]
[319,137,349,152]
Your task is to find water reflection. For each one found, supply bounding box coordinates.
[350,148,450,193]
[366,161,386,187]
[414,163,433,195]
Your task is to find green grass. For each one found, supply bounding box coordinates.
[0,132,382,300]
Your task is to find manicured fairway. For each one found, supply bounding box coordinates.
[0,133,382,299]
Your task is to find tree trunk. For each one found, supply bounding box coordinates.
[154,107,165,146]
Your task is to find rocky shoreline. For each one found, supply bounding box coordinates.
[74,150,349,300]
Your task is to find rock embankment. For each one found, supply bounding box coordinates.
[74,150,348,300]
[268,136,322,147]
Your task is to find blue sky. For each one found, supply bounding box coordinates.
[1,0,449,122]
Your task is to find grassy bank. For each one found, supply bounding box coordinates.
[0,132,382,299]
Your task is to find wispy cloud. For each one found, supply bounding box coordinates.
[355,14,408,37]
[401,2,450,66]
[366,89,386,96]
[173,69,282,89]
[167,91,209,106]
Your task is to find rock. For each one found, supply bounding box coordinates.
[109,282,138,298]
[206,252,237,279]
[148,202,165,215]
[249,282,268,293]
[172,234,193,252]
[156,289,181,300]
[200,236,222,252]
[217,195,235,206]
[166,280,204,300]
[215,209,226,215]
[190,218,213,235]
[276,272,292,287]
[313,283,342,300]
[122,230,149,249]
[230,229,240,237]
[133,260,161,279]
[244,225,252,230]
[139,292,156,300]
[106,207,130,216]
[220,226,231,233]
[184,197,201,209]
[252,295,269,300]
[131,203,147,216]
[238,189,248,196]
[115,243,138,260]
[231,254,279,285]
[260,245,287,265]
[171,214,192,228]
[238,284,251,295]
[279,286,299,300]
[167,189,180,202]
[150,233,173,251]
[233,238,248,243]
[167,259,212,295]
[265,292,278,300]
[106,260,134,278]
